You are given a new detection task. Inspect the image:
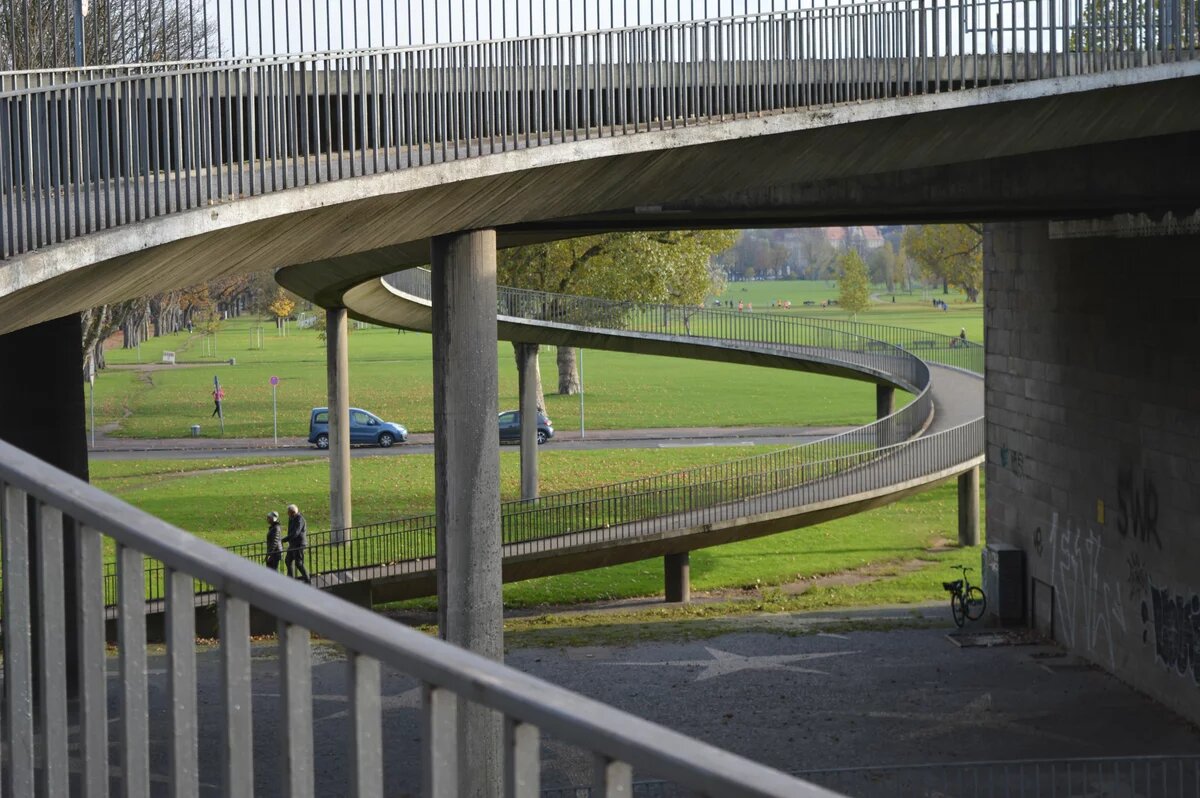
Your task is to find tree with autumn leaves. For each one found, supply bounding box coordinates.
[902,224,983,302]
[498,230,736,410]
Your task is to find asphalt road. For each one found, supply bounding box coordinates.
[88,425,853,461]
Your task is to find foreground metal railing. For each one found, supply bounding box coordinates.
[0,437,836,796]
[796,754,1200,796]
[101,276,982,608]
[4,0,1196,259]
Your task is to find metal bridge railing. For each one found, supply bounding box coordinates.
[795,754,1200,797]
[9,0,1196,68]
[102,275,983,607]
[0,437,834,797]
[4,0,1195,260]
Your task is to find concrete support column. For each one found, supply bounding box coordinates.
[875,384,895,419]
[0,315,88,693]
[326,307,352,541]
[431,229,502,797]
[875,384,897,446]
[665,552,691,603]
[517,343,539,501]
[958,465,980,547]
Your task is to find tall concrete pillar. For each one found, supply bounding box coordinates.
[517,343,539,501]
[875,384,897,446]
[326,307,352,541]
[875,384,895,419]
[0,315,88,693]
[665,552,690,603]
[431,229,502,797]
[958,466,980,546]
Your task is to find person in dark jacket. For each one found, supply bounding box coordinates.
[265,511,283,571]
[283,504,311,583]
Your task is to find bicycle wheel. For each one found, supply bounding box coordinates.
[950,593,966,627]
[964,586,987,621]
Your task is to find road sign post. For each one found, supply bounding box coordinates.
[270,376,279,445]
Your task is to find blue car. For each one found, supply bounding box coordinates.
[308,407,408,449]
[498,410,554,445]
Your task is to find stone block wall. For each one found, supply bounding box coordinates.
[985,220,1200,723]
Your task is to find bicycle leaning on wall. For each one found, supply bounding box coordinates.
[942,564,987,627]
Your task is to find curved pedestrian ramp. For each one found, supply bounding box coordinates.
[103,271,983,611]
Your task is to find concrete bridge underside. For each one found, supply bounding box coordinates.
[3,65,1200,331]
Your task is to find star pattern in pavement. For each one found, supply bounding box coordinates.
[605,646,859,681]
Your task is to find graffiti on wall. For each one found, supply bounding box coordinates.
[999,445,1026,478]
[1127,553,1148,601]
[1141,584,1200,684]
[1117,465,1161,550]
[1049,513,1127,670]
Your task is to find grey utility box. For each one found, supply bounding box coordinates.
[982,543,1025,625]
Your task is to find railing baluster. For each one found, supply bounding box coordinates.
[280,621,316,798]
[166,567,199,798]
[220,593,254,797]
[422,684,459,798]
[76,524,110,798]
[593,754,634,797]
[350,652,383,796]
[505,719,542,798]
[118,541,150,797]
[2,483,36,796]
[35,503,69,798]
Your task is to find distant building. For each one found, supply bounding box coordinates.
[822,226,887,251]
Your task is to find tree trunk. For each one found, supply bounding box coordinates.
[557,345,581,395]
[511,343,546,412]
[942,277,949,294]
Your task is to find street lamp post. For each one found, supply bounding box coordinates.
[74,0,88,66]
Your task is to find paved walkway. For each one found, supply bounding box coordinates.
[108,609,1200,796]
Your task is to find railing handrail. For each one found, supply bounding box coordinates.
[0,0,1040,87]
[0,436,831,797]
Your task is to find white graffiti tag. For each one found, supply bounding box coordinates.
[1049,513,1127,670]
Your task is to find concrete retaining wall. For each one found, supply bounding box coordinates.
[985,220,1200,724]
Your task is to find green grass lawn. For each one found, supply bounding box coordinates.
[720,279,983,340]
[91,290,973,441]
[92,322,889,439]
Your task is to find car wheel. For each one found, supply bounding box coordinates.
[378,432,395,448]
[315,433,329,450]
[536,430,548,445]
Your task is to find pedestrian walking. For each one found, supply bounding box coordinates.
[959,328,967,344]
[211,386,225,417]
[283,504,311,583]
[265,511,283,571]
